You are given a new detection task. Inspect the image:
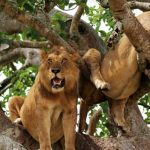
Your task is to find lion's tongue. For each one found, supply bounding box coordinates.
[53,78,62,86]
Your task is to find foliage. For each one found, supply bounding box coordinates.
[0,63,38,111]
[50,12,68,39]
[87,6,115,41]
[139,94,150,125]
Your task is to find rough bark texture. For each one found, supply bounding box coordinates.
[128,1,150,11]
[0,11,25,33]
[0,108,11,132]
[98,0,150,10]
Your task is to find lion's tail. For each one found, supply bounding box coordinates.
[8,96,24,122]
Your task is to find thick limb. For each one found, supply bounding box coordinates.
[83,48,110,90]
[108,99,130,133]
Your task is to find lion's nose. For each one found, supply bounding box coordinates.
[51,68,60,74]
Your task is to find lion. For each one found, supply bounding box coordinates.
[8,46,79,150]
[79,12,150,134]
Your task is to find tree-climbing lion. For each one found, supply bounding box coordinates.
[79,12,150,134]
[8,46,79,150]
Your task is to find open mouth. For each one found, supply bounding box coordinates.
[51,77,65,89]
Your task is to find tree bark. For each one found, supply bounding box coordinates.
[0,105,150,150]
[128,1,150,11]
[98,0,150,10]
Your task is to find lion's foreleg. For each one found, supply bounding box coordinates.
[8,96,24,123]
[37,109,52,150]
[83,48,110,90]
[62,105,76,150]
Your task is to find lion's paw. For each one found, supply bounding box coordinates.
[13,118,25,129]
[94,79,111,90]
[14,118,22,124]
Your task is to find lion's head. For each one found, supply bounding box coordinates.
[38,46,79,94]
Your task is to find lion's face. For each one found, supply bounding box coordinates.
[39,47,79,94]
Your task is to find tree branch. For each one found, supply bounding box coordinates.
[98,0,150,11]
[0,134,26,150]
[44,0,56,13]
[0,0,75,53]
[0,40,52,50]
[0,11,25,33]
[0,107,11,133]
[70,6,84,36]
[128,1,150,11]
[69,5,90,51]
[0,48,40,67]
[128,0,150,2]
[10,40,52,49]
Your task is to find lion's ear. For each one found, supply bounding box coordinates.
[40,50,47,61]
[69,52,81,64]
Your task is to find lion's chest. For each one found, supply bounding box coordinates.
[49,104,64,143]
[51,106,63,125]
[45,93,67,124]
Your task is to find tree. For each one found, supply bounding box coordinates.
[0,0,150,149]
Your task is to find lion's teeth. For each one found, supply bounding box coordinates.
[53,79,62,85]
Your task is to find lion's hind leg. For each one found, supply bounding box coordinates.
[8,96,24,124]
[83,48,110,90]
[108,99,130,134]
[78,99,89,133]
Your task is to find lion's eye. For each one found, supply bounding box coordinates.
[48,58,52,64]
[61,58,67,64]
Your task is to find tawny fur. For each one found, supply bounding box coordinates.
[79,12,150,134]
[8,46,79,150]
